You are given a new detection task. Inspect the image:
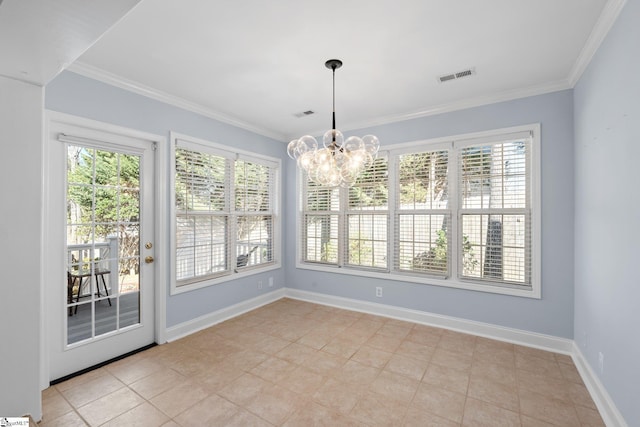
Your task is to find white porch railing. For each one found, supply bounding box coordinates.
[67,235,119,293]
[176,241,269,280]
[236,241,268,267]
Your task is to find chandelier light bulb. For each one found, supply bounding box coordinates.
[316,148,333,165]
[287,59,379,187]
[298,151,315,170]
[343,136,364,153]
[362,134,380,155]
[287,139,298,159]
[323,129,344,149]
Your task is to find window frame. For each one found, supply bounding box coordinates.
[170,132,281,295]
[296,124,541,298]
[394,145,452,278]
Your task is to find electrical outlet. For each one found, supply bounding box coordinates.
[268,277,274,287]
[375,287,382,298]
[598,352,604,374]
[258,280,263,290]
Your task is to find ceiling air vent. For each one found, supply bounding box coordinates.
[293,110,315,118]
[438,67,476,83]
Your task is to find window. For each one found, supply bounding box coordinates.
[302,156,389,269]
[458,138,531,285]
[299,125,540,297]
[172,134,279,291]
[303,182,340,264]
[396,149,450,276]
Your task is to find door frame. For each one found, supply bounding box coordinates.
[41,111,167,388]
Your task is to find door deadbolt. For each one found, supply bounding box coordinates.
[145,242,153,249]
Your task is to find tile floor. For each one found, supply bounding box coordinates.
[40,298,605,426]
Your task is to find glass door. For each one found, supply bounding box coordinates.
[65,145,142,345]
[47,115,156,381]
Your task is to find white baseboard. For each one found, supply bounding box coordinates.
[572,342,628,427]
[284,288,573,354]
[164,287,571,353]
[165,288,286,342]
[163,287,626,426]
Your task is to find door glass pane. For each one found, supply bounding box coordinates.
[66,145,141,345]
[120,290,140,329]
[94,299,118,337]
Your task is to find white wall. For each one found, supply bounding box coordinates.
[0,76,43,420]
[574,0,640,425]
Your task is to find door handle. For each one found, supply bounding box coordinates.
[145,256,154,264]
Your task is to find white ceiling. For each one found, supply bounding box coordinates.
[0,0,142,85]
[1,0,623,142]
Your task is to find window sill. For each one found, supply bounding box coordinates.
[170,262,281,295]
[295,261,540,299]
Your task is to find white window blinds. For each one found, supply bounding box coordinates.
[297,125,539,297]
[303,180,340,264]
[175,148,230,283]
[395,150,450,276]
[234,159,275,269]
[458,136,531,286]
[174,138,279,287]
[346,156,389,269]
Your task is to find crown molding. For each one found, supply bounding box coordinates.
[568,0,627,86]
[67,61,288,142]
[70,0,624,148]
[0,71,43,87]
[69,61,572,145]
[289,78,572,140]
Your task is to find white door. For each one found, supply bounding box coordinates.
[46,115,157,381]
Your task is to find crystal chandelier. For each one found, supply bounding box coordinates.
[287,59,379,187]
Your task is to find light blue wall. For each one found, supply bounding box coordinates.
[574,0,640,424]
[285,90,576,338]
[42,5,639,422]
[45,74,575,339]
[45,71,288,328]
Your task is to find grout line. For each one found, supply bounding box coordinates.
[43,299,605,426]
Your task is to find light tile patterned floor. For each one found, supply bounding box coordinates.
[40,298,605,426]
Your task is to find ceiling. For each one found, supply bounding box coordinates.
[0,0,142,85]
[1,0,623,142]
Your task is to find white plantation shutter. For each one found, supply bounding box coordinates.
[301,156,389,268]
[303,214,339,263]
[234,159,276,269]
[175,147,231,283]
[458,132,532,287]
[297,126,539,297]
[395,150,450,276]
[302,179,340,264]
[346,156,389,269]
[174,138,279,287]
